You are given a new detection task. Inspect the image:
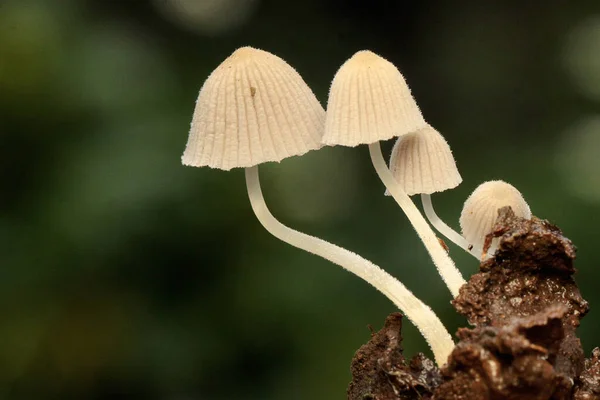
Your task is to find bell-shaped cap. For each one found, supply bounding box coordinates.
[459,181,532,253]
[182,46,325,170]
[322,50,427,147]
[385,125,462,196]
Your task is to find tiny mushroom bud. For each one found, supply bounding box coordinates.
[183,46,454,366]
[324,50,466,297]
[386,125,476,258]
[459,180,532,258]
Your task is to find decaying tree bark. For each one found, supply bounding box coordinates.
[348,207,600,400]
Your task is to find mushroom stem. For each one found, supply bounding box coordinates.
[421,194,477,258]
[245,165,454,366]
[368,142,466,297]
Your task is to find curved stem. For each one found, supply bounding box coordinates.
[368,142,466,298]
[245,165,454,366]
[421,194,477,258]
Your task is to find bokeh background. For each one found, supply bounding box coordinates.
[2,0,600,398]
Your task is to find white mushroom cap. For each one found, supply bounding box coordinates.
[322,50,427,147]
[385,125,462,196]
[182,46,325,170]
[459,180,532,255]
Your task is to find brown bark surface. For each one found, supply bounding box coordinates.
[348,207,600,400]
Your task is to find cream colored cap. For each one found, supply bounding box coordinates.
[459,181,532,253]
[385,125,462,196]
[182,46,325,170]
[322,50,426,147]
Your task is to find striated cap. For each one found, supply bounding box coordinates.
[460,181,532,254]
[322,50,427,147]
[182,46,325,170]
[385,125,462,196]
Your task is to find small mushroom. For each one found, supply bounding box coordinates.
[385,125,476,258]
[182,46,323,169]
[323,50,466,297]
[182,47,454,366]
[459,180,532,258]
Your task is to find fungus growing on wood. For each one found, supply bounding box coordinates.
[459,180,532,258]
[386,125,476,258]
[182,46,454,366]
[323,50,466,297]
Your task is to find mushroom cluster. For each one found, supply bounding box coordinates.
[181,46,533,368]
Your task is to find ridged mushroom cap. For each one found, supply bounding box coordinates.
[322,50,427,147]
[182,46,325,170]
[459,180,532,253]
[385,125,462,196]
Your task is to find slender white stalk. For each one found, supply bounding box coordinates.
[368,142,466,297]
[245,165,454,366]
[421,194,478,258]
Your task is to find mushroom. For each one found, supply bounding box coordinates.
[385,125,477,258]
[323,50,466,297]
[182,46,454,366]
[459,180,532,258]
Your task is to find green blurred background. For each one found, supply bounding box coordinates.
[2,0,600,398]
